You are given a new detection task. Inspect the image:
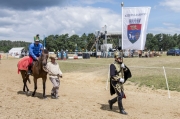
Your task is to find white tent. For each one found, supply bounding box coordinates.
[9,47,25,58]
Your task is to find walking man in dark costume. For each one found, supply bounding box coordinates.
[108,49,131,115]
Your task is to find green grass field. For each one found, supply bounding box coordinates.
[57,55,180,92]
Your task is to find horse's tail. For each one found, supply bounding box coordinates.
[28,78,31,84]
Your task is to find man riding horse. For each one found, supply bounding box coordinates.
[28,34,43,75]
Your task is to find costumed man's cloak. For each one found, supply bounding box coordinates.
[110,65,132,96]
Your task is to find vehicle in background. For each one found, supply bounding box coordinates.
[166,49,180,56]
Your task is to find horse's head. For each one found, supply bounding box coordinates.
[40,49,49,66]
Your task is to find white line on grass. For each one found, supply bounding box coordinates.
[60,61,180,70]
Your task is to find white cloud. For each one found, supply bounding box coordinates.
[76,0,114,5]
[149,26,180,35]
[160,0,180,12]
[0,6,121,42]
[0,28,14,36]
[162,22,175,26]
[2,1,179,42]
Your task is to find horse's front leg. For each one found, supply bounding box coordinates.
[42,77,47,98]
[32,77,37,97]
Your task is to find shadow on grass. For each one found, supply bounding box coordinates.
[17,91,51,99]
[98,103,119,114]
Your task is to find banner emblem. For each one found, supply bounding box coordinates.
[127,24,141,44]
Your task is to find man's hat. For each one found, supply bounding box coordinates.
[33,34,40,42]
[114,51,123,58]
[49,55,56,60]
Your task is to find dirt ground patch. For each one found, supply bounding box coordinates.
[0,59,180,119]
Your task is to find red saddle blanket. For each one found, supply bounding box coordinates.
[17,56,33,74]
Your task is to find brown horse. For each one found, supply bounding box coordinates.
[19,49,49,98]
[31,49,49,98]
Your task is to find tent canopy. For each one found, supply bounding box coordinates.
[9,47,25,58]
[9,47,24,53]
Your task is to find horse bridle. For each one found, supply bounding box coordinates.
[35,53,47,67]
[37,50,60,77]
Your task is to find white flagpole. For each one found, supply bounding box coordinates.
[163,66,171,98]
[121,2,124,49]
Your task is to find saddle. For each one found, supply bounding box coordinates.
[29,60,39,75]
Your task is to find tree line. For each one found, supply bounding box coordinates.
[0,41,30,53]
[146,33,180,51]
[0,33,180,53]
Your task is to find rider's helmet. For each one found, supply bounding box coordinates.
[34,34,40,42]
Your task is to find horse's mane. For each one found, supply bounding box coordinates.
[42,49,49,54]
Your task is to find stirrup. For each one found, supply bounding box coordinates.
[27,70,32,75]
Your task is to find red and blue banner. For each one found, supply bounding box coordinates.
[122,7,151,50]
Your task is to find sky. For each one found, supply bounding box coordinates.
[0,0,180,42]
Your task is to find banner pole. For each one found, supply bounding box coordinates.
[121,2,124,50]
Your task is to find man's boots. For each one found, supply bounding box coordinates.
[118,100,127,115]
[27,64,32,75]
[108,97,117,110]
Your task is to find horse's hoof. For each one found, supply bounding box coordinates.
[32,93,35,97]
[43,96,47,99]
[26,91,31,96]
